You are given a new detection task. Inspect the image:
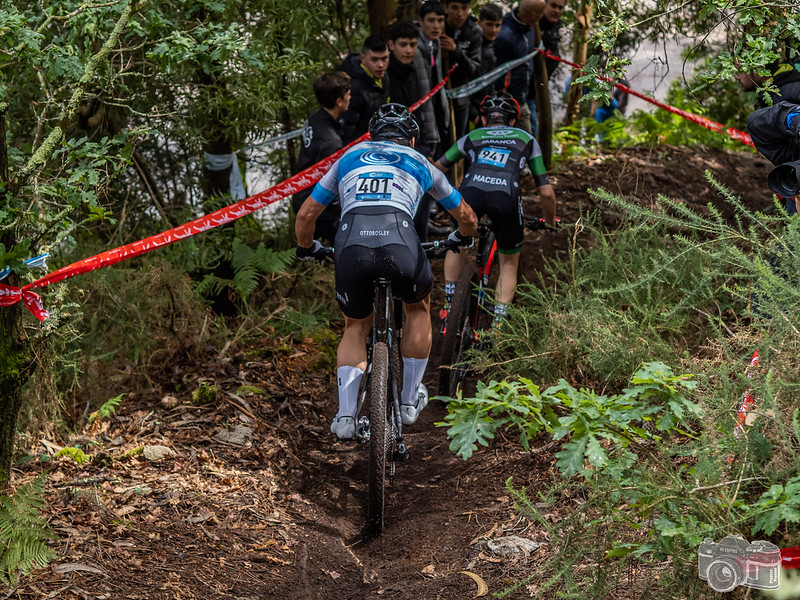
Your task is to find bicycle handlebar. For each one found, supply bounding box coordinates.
[421,238,470,258]
[522,215,561,231]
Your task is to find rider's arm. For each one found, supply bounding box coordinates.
[426,163,477,237]
[447,199,478,238]
[295,159,341,247]
[295,197,327,248]
[537,184,557,227]
[526,139,557,227]
[434,136,468,173]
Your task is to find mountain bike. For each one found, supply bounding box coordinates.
[438,215,556,397]
[321,238,461,537]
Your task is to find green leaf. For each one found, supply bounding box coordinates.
[555,437,588,477]
[585,435,608,468]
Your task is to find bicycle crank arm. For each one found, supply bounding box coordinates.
[394,443,410,462]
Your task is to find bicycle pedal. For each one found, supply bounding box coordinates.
[395,443,410,462]
[356,416,370,444]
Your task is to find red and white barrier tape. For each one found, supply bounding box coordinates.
[0,66,458,321]
[544,51,755,148]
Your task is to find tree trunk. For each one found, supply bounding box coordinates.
[564,1,593,126]
[0,308,29,491]
[367,0,395,36]
[532,23,552,169]
[396,0,416,21]
[0,107,32,491]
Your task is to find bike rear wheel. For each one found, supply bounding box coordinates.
[439,264,478,397]
[366,341,389,537]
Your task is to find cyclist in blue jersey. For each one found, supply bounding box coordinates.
[435,93,557,332]
[295,103,478,440]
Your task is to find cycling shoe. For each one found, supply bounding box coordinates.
[401,384,429,426]
[330,415,355,440]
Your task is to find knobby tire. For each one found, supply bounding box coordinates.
[367,341,389,537]
[439,263,477,397]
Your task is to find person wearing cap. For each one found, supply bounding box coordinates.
[434,92,556,333]
[295,103,477,440]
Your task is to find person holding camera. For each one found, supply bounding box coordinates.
[747,102,800,214]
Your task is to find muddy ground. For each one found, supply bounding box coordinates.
[2,144,773,600]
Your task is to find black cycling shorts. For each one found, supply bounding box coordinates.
[460,188,523,253]
[334,207,433,319]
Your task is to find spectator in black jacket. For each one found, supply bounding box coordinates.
[291,72,351,243]
[469,3,503,125]
[441,0,483,138]
[338,36,390,144]
[387,20,439,158]
[735,43,800,108]
[527,0,564,137]
[418,1,451,154]
[494,0,545,133]
[748,102,800,214]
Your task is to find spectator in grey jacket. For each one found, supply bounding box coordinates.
[441,0,483,138]
[387,20,440,158]
[417,1,451,155]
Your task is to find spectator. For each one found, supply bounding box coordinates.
[539,0,564,77]
[735,43,800,107]
[338,36,390,144]
[748,101,800,214]
[493,0,546,134]
[591,80,629,123]
[441,0,483,139]
[469,3,503,125]
[291,72,351,244]
[527,0,564,138]
[418,1,451,154]
[387,20,439,157]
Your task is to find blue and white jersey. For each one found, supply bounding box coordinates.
[309,141,461,218]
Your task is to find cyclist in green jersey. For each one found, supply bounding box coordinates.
[434,93,557,331]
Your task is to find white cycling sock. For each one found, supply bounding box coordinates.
[336,365,364,418]
[402,357,428,406]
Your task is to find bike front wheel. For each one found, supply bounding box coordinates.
[366,341,390,537]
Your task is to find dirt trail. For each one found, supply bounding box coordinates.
[2,145,772,600]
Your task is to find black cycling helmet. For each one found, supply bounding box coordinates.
[479,93,521,123]
[368,103,420,142]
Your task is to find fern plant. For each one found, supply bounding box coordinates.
[87,393,124,424]
[0,476,57,584]
[193,237,294,304]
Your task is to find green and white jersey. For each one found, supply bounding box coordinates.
[438,126,549,197]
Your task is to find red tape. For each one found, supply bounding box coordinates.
[544,51,754,148]
[3,65,458,321]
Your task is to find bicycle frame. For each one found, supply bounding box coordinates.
[474,223,499,334]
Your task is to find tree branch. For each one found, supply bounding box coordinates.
[16,0,141,184]
[132,149,173,227]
